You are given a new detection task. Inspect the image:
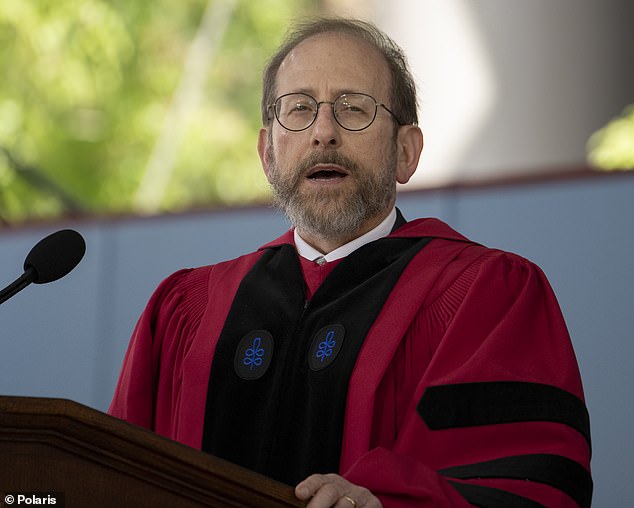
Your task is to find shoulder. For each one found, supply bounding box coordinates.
[396,218,549,306]
[428,243,553,314]
[397,216,541,274]
[147,249,267,322]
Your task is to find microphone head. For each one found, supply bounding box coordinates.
[23,229,86,284]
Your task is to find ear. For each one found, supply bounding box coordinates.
[258,127,273,182]
[394,125,423,184]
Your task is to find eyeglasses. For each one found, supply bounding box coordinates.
[269,92,402,132]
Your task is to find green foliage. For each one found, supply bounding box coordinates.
[0,0,317,224]
[587,105,634,171]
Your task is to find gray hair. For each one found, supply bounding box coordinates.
[261,17,418,127]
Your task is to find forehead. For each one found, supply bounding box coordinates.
[276,33,391,99]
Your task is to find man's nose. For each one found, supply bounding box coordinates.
[311,103,341,148]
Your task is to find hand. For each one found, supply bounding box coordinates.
[295,473,383,508]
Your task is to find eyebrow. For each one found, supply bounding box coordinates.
[288,88,372,99]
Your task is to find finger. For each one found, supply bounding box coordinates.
[335,495,359,508]
[334,487,381,508]
[295,473,335,500]
[295,474,382,508]
[297,474,351,507]
[307,484,343,508]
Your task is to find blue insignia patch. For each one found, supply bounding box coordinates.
[308,324,345,371]
[234,330,274,380]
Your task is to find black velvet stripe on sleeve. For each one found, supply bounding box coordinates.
[447,481,546,508]
[417,381,592,449]
[440,454,592,508]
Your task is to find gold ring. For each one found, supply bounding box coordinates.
[343,495,357,508]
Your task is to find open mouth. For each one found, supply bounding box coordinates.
[306,165,349,181]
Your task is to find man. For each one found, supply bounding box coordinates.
[110,18,592,508]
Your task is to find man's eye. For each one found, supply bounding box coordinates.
[339,103,368,115]
[288,102,313,114]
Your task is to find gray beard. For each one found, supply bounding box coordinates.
[267,147,397,243]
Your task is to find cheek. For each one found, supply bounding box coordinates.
[352,133,393,166]
[272,131,307,165]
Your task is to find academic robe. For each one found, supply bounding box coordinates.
[109,218,592,507]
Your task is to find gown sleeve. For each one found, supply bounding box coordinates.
[108,267,209,437]
[343,250,592,508]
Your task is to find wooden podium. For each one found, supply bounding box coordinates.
[0,396,304,507]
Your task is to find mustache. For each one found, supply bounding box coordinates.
[295,151,360,177]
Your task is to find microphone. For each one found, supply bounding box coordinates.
[0,229,86,305]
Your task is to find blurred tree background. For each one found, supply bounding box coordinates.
[0,0,318,225]
[587,105,634,172]
[2,0,629,226]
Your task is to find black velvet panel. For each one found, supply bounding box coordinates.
[202,245,305,477]
[418,381,592,449]
[440,454,593,508]
[392,208,407,232]
[202,236,431,485]
[448,481,546,508]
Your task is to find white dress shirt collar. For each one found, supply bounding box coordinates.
[294,208,397,263]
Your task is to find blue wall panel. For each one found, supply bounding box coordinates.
[1,173,632,506]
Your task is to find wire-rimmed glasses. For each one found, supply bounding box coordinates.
[269,92,402,132]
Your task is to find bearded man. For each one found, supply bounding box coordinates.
[110,18,592,508]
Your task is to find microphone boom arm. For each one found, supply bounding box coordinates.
[0,267,36,305]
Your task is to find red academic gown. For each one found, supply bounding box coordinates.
[109,218,591,507]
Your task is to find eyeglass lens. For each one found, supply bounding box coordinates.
[274,93,379,131]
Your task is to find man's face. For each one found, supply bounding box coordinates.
[259,33,402,243]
